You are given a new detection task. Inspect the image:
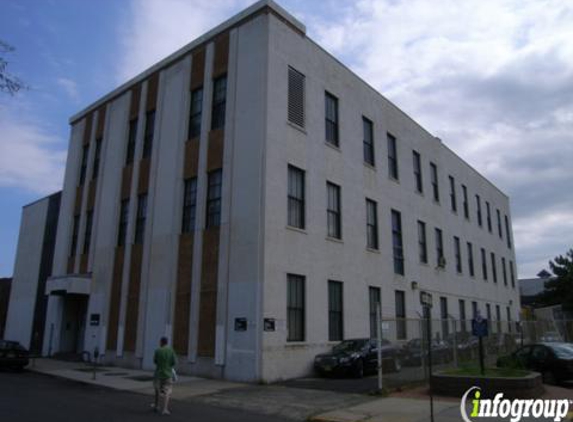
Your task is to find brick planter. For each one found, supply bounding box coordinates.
[432,371,544,399]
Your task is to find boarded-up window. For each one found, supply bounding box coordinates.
[288,66,305,128]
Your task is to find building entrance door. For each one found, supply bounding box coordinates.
[59,294,88,354]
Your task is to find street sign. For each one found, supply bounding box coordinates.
[472,318,489,337]
[420,291,433,308]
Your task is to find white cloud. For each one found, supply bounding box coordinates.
[56,77,80,102]
[116,0,253,83]
[305,0,573,278]
[0,106,66,195]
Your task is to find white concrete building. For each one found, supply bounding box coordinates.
[13,0,519,381]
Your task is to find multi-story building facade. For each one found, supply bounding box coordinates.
[31,0,519,381]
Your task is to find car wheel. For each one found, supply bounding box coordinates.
[542,371,557,386]
[354,360,364,378]
[393,358,402,373]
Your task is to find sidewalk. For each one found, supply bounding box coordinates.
[29,358,246,399]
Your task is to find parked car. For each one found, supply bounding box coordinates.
[0,340,30,370]
[497,342,573,385]
[314,338,402,378]
[540,331,563,342]
[401,338,453,366]
[446,332,479,361]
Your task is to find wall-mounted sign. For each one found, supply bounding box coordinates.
[264,318,275,332]
[234,317,247,331]
[89,314,100,327]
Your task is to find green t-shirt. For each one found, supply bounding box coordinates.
[154,346,177,380]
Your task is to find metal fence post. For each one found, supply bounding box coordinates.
[377,303,383,393]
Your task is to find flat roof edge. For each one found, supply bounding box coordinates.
[69,0,305,124]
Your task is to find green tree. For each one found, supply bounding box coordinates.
[538,249,573,311]
[0,40,26,95]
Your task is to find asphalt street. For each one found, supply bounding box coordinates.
[0,370,293,422]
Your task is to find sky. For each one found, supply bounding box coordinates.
[0,0,571,279]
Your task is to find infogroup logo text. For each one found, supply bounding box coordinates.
[460,387,570,422]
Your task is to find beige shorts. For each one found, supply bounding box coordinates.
[154,377,173,397]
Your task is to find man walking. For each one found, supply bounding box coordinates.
[152,336,177,415]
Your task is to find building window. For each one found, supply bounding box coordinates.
[507,307,512,332]
[440,297,449,338]
[369,287,381,338]
[462,185,469,219]
[125,119,137,165]
[83,211,93,254]
[366,199,379,250]
[188,87,203,139]
[395,290,407,340]
[328,281,343,341]
[287,66,305,128]
[459,299,467,332]
[70,215,79,256]
[496,305,501,333]
[211,75,227,130]
[418,220,428,264]
[491,252,497,283]
[486,303,492,323]
[326,182,342,239]
[472,301,478,318]
[79,144,89,185]
[454,236,462,274]
[501,257,508,286]
[430,162,439,202]
[510,260,515,288]
[181,177,197,233]
[206,169,222,228]
[449,176,457,212]
[387,133,399,180]
[142,110,155,158]
[134,194,147,244]
[505,215,512,249]
[497,209,503,239]
[92,138,102,180]
[435,228,444,267]
[325,92,339,147]
[476,194,482,227]
[287,274,305,342]
[391,210,404,275]
[363,117,375,166]
[467,242,475,277]
[486,201,492,233]
[287,165,305,229]
[481,247,488,280]
[413,151,423,193]
[117,199,129,247]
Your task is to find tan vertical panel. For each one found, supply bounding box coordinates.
[67,256,75,274]
[130,84,141,120]
[212,32,229,77]
[173,234,194,355]
[183,141,200,179]
[96,105,106,139]
[83,114,93,146]
[197,227,220,357]
[106,247,125,350]
[79,254,89,274]
[207,131,224,172]
[124,243,143,352]
[121,166,133,200]
[138,158,150,194]
[146,73,159,111]
[190,48,205,90]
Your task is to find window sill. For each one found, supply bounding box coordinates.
[287,120,307,134]
[286,225,307,235]
[433,200,441,206]
[415,190,424,197]
[285,341,307,347]
[388,176,400,185]
[366,247,380,254]
[326,236,343,244]
[324,141,341,152]
[363,162,376,171]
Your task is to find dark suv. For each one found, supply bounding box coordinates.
[314,338,402,378]
[0,340,30,370]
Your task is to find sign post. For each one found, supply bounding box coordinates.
[472,313,488,376]
[420,291,434,422]
[376,302,383,393]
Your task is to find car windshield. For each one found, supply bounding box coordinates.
[548,344,573,359]
[332,339,368,353]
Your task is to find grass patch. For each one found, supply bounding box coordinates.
[441,365,530,378]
